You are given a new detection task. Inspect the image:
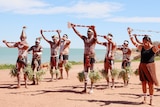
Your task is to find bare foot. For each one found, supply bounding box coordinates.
[30,81,36,85]
[58,77,63,80]
[140,100,146,104]
[81,89,87,94]
[17,85,21,89]
[111,86,115,90]
[149,99,153,106]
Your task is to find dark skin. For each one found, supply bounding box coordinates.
[71,24,97,71]
[70,23,97,93]
[97,35,116,88]
[41,30,61,80]
[2,37,29,88]
[59,34,71,79]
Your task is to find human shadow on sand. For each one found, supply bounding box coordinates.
[9,89,81,96]
[67,98,141,106]
[119,92,160,99]
[0,83,20,89]
[31,89,81,96]
[119,93,141,99]
[71,82,129,90]
[155,87,160,92]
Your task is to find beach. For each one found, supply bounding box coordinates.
[0,61,160,107]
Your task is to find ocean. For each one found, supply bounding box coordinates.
[0,47,116,64]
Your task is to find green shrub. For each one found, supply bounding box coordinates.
[118,67,132,81]
[64,62,72,72]
[111,68,119,79]
[10,66,18,77]
[0,64,15,70]
[134,68,139,76]
[99,69,107,79]
[77,71,85,82]
[89,70,101,83]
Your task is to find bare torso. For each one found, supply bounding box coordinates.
[83,37,96,55]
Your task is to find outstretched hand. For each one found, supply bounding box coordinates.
[103,36,107,39]
[89,25,95,29]
[127,27,132,35]
[71,23,76,27]
[133,34,137,37]
[2,40,6,43]
[56,30,61,33]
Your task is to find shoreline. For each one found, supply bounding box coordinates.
[0,47,140,64]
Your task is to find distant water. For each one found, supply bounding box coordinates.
[0,47,114,64]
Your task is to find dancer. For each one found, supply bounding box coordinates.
[97,33,116,89]
[58,34,71,79]
[70,22,97,94]
[2,26,29,88]
[28,37,43,85]
[41,30,61,81]
[127,27,159,105]
[117,40,132,86]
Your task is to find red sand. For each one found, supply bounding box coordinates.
[0,61,160,107]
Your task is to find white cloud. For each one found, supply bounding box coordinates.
[67,1,123,18]
[0,0,122,18]
[106,17,160,23]
[0,0,49,12]
[1,0,160,23]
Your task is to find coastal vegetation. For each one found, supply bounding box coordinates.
[0,64,15,70]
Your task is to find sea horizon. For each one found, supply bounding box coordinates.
[0,47,122,64]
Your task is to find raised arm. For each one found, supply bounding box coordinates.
[56,30,61,46]
[70,23,83,39]
[104,35,116,47]
[133,34,143,44]
[40,30,50,43]
[127,27,142,51]
[89,25,97,39]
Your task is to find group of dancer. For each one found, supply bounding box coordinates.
[70,23,131,94]
[70,23,159,105]
[2,23,160,105]
[40,30,71,81]
[2,26,71,87]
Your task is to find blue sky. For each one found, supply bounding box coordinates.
[1,0,160,49]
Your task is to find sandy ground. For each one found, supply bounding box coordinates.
[0,61,160,107]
